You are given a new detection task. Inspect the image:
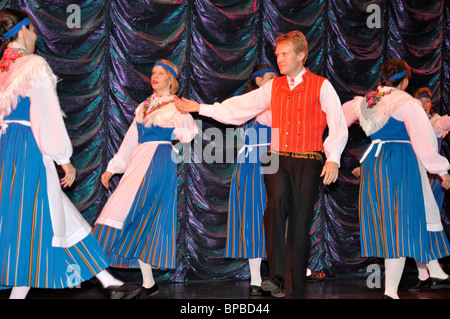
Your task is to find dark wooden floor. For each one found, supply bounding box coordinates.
[1,270,449,317]
[1,270,449,300]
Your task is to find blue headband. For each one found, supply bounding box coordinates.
[4,18,31,40]
[154,61,177,79]
[382,70,406,81]
[250,68,276,79]
[419,93,431,99]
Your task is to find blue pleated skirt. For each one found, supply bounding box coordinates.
[359,119,450,263]
[225,123,269,259]
[430,137,446,211]
[93,144,177,269]
[426,141,450,261]
[0,120,108,290]
[430,174,445,211]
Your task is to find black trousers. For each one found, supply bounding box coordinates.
[263,153,323,299]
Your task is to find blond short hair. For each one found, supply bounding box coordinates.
[275,30,308,64]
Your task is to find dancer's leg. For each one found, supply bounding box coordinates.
[427,259,448,280]
[96,269,124,288]
[138,259,155,288]
[9,286,30,299]
[384,257,406,299]
[249,258,262,287]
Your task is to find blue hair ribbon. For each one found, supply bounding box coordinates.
[390,70,406,80]
[250,68,276,79]
[154,61,178,79]
[382,70,406,81]
[4,18,31,40]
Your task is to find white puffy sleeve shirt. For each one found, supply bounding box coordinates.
[23,54,90,248]
[430,113,450,139]
[199,71,348,165]
[343,96,450,176]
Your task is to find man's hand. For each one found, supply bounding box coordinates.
[60,163,76,188]
[174,96,200,113]
[320,161,339,185]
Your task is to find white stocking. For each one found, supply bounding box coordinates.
[9,286,30,299]
[414,260,429,281]
[96,270,124,288]
[426,259,448,280]
[384,257,406,299]
[248,258,262,287]
[138,259,155,288]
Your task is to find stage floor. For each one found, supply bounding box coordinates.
[1,273,449,300]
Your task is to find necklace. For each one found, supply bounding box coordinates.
[142,95,174,117]
[0,47,32,72]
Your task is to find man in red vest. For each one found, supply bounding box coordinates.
[175,30,348,299]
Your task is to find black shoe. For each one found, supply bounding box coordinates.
[134,284,160,299]
[408,278,431,291]
[249,285,263,296]
[261,276,283,292]
[261,276,285,298]
[429,277,450,290]
[270,287,286,298]
[306,270,325,282]
[105,284,141,299]
[383,295,395,299]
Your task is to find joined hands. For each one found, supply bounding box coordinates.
[174,96,200,114]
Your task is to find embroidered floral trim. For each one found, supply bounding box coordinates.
[142,96,174,117]
[0,48,32,72]
[365,88,392,108]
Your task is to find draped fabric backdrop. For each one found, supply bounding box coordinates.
[2,0,450,281]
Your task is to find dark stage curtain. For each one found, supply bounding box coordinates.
[2,0,450,281]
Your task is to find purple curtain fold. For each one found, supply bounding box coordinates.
[2,0,450,280]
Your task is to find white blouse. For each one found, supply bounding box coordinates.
[96,94,198,229]
[343,90,450,177]
[199,68,348,166]
[0,43,91,248]
[429,113,450,139]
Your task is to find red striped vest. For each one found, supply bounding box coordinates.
[270,69,327,153]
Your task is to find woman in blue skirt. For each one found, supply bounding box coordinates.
[407,87,450,291]
[225,65,275,295]
[343,59,450,299]
[414,87,450,212]
[92,60,197,298]
[0,9,124,299]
